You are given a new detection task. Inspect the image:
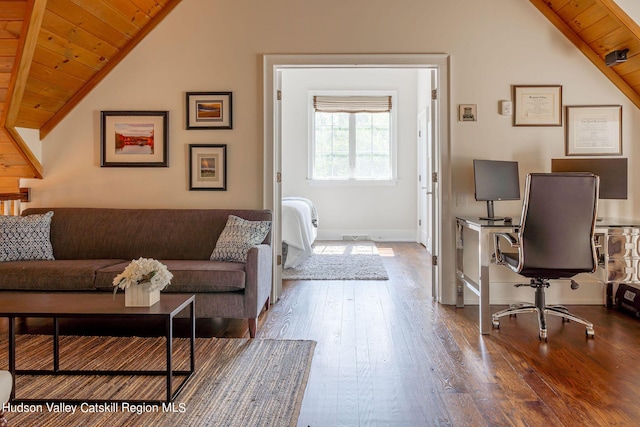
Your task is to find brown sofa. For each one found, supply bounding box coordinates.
[0,207,273,337]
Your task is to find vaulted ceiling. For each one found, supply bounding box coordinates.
[0,0,181,194]
[0,0,639,197]
[530,0,640,108]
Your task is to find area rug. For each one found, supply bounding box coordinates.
[282,240,389,280]
[1,334,315,427]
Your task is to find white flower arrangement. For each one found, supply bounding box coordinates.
[112,257,173,295]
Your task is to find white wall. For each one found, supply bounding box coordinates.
[16,128,41,161]
[616,0,640,22]
[20,0,640,304]
[281,68,422,241]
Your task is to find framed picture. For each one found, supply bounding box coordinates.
[458,104,477,122]
[512,85,562,126]
[186,92,232,129]
[100,111,169,167]
[565,105,622,156]
[189,144,227,190]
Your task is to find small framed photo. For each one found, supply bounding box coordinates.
[513,85,562,126]
[189,144,227,190]
[100,111,168,167]
[458,104,477,122]
[186,92,232,129]
[565,105,622,156]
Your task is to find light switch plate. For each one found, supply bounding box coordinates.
[499,100,512,116]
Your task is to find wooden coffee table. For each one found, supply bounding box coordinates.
[0,292,195,404]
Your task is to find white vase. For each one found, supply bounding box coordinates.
[125,282,160,307]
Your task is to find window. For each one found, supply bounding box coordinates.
[310,94,395,183]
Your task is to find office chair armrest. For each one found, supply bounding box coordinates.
[493,233,519,264]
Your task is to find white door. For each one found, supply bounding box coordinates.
[429,70,440,301]
[271,69,284,300]
[417,109,432,252]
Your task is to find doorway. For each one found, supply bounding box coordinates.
[263,54,452,304]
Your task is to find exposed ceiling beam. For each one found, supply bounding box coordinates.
[2,0,45,179]
[529,0,640,110]
[4,0,46,129]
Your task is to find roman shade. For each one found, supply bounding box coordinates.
[313,96,392,113]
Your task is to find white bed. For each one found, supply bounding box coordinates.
[282,197,318,269]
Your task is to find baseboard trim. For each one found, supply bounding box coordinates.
[317,229,417,242]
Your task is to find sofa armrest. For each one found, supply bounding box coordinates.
[244,244,273,316]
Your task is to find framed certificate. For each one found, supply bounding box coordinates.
[513,85,562,126]
[565,105,622,156]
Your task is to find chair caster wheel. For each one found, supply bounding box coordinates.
[492,319,500,329]
[586,327,595,338]
[539,329,547,341]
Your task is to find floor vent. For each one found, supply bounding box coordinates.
[342,234,370,241]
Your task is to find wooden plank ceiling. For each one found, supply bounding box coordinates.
[0,0,181,194]
[1,0,639,196]
[530,0,640,108]
[0,0,30,193]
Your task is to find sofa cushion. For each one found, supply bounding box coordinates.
[21,208,272,261]
[210,215,272,263]
[95,260,247,293]
[0,211,54,262]
[0,259,126,291]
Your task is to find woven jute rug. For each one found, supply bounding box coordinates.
[282,240,390,281]
[1,334,315,426]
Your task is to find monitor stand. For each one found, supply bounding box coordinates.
[479,200,505,221]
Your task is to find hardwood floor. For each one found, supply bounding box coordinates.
[2,242,640,426]
[262,242,640,426]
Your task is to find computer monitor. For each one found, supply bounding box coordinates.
[551,158,627,199]
[473,159,520,220]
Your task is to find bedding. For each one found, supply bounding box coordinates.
[282,197,318,268]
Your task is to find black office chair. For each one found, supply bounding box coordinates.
[492,172,599,341]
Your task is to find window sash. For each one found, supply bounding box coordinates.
[313,111,391,180]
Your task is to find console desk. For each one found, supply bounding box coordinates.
[455,216,640,334]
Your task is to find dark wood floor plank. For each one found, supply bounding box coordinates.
[354,282,393,424]
[375,247,459,425]
[278,243,640,426]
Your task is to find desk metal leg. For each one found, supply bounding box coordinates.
[456,221,465,308]
[478,229,493,334]
[456,219,494,335]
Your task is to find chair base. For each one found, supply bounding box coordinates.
[491,280,595,341]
